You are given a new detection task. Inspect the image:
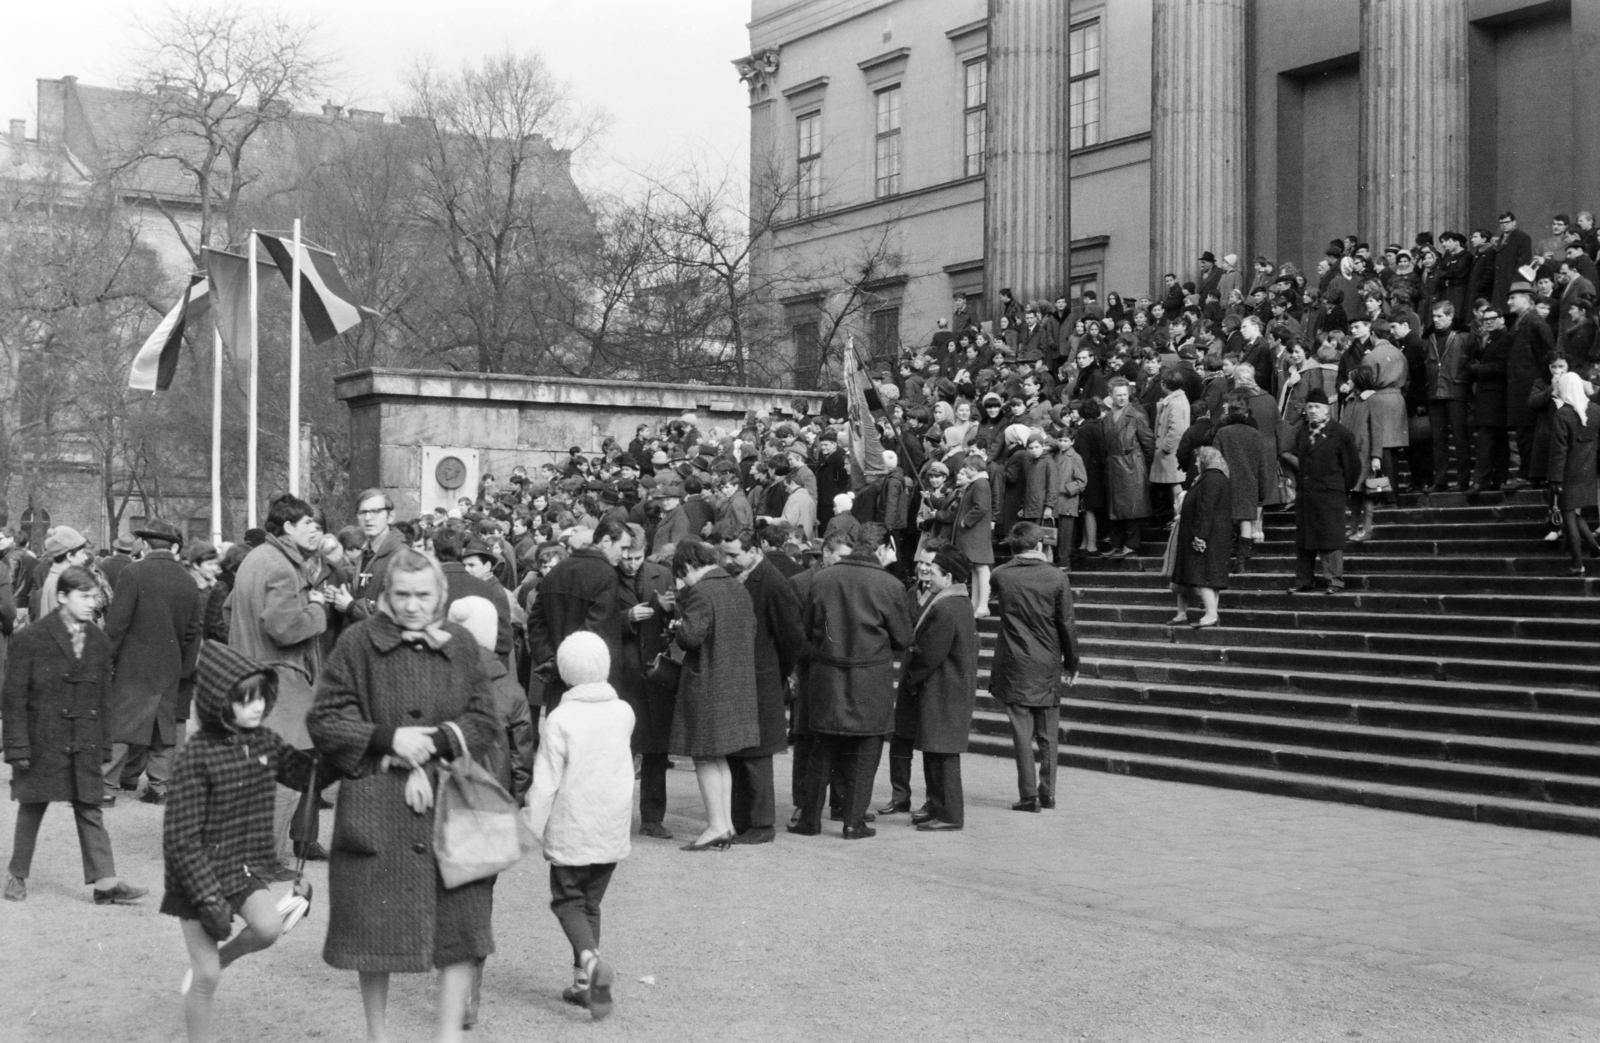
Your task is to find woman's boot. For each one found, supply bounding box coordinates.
[1349,500,1376,542]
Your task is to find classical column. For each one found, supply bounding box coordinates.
[1149,0,1248,289]
[983,0,1071,308]
[1359,0,1468,249]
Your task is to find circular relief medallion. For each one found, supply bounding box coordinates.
[435,455,467,490]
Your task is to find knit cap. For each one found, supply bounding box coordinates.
[557,631,611,686]
[446,596,498,652]
[44,526,86,559]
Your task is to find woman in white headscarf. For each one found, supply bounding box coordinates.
[1548,371,1600,572]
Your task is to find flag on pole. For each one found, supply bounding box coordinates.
[255,232,372,344]
[202,247,275,360]
[129,275,210,391]
[842,337,888,481]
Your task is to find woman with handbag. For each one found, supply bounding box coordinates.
[1547,371,1600,573]
[1167,447,1234,628]
[308,548,499,1043]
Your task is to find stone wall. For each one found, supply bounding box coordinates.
[334,369,831,518]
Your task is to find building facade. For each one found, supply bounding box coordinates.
[741,0,1600,384]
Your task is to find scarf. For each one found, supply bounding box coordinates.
[1555,371,1592,425]
[915,582,969,633]
[380,603,453,650]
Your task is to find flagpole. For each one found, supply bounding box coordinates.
[248,231,260,529]
[211,327,224,546]
[289,217,302,497]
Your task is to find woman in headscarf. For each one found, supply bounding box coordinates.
[1167,446,1233,628]
[1547,371,1600,573]
[308,548,500,1043]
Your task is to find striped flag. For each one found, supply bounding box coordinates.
[842,337,888,481]
[255,232,372,344]
[129,275,210,391]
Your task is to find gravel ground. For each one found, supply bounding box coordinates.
[1,753,1596,1043]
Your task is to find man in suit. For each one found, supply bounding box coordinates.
[1287,388,1363,594]
[102,520,203,806]
[1503,280,1556,488]
[1491,212,1534,310]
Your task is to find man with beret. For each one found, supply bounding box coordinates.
[102,519,203,806]
[1288,388,1362,594]
[813,431,850,532]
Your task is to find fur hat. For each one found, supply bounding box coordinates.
[1305,386,1330,406]
[557,631,610,687]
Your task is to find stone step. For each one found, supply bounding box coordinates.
[964,737,1600,836]
[1036,678,1600,742]
[1067,587,1600,619]
[1249,537,1557,556]
[1258,521,1552,541]
[1084,553,1587,576]
[1066,569,1599,595]
[1072,603,1600,642]
[969,713,1600,808]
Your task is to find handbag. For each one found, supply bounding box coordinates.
[432,721,535,889]
[645,645,684,691]
[1277,470,1298,509]
[1157,521,1181,581]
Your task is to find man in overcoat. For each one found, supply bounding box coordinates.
[1287,389,1362,594]
[1104,379,1156,557]
[616,526,676,838]
[792,524,913,839]
[344,488,406,621]
[1491,212,1533,310]
[102,520,203,805]
[989,523,1079,812]
[1503,280,1556,487]
[526,519,629,708]
[898,545,977,831]
[720,528,803,844]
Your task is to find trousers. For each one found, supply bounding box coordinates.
[1472,427,1509,486]
[887,735,916,807]
[728,754,775,833]
[922,753,964,827]
[549,863,616,964]
[799,735,883,831]
[789,734,844,815]
[9,801,116,883]
[104,740,172,798]
[1055,515,1078,569]
[1428,400,1471,487]
[1295,548,1345,589]
[638,753,669,825]
[1005,703,1059,800]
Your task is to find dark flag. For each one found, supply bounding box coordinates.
[255,232,373,344]
[129,275,210,391]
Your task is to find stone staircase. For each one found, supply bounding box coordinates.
[967,489,1600,835]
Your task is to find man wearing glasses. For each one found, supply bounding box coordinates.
[346,488,406,620]
[1491,211,1533,311]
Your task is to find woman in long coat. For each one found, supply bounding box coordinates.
[953,459,994,617]
[1212,395,1269,566]
[1150,373,1191,519]
[3,566,142,903]
[1168,448,1233,628]
[307,548,500,1043]
[1073,400,1109,555]
[1547,372,1600,572]
[896,547,978,830]
[669,540,758,851]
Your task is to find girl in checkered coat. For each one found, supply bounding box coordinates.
[162,641,320,1043]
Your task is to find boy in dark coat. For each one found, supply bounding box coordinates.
[616,527,677,839]
[899,546,978,831]
[1289,390,1363,594]
[4,566,146,905]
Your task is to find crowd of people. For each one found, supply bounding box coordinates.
[4,208,1600,1043]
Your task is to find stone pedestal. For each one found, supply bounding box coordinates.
[983,0,1071,308]
[1150,0,1248,288]
[1359,0,1469,249]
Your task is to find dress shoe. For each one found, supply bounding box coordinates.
[639,822,673,840]
[1011,798,1041,813]
[1039,795,1057,809]
[293,841,328,861]
[118,782,139,793]
[910,809,937,825]
[841,825,877,840]
[3,875,24,902]
[876,800,910,815]
[680,831,733,852]
[561,984,590,1008]
[731,826,775,845]
[785,822,821,836]
[916,820,962,832]
[266,863,300,883]
[93,882,149,905]
[138,789,166,806]
[832,809,875,822]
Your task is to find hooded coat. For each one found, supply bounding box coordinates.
[524,679,635,867]
[2,610,112,804]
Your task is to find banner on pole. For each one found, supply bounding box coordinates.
[129,275,210,391]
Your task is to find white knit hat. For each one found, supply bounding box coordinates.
[557,631,610,686]
[446,596,498,652]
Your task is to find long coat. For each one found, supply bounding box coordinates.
[1470,329,1511,427]
[733,558,803,758]
[894,587,978,754]
[1151,390,1190,484]
[1491,228,1533,308]
[955,476,994,565]
[1074,419,1109,512]
[1358,342,1411,448]
[228,535,328,748]
[1293,421,1363,550]
[1213,420,1268,521]
[1241,385,1290,505]
[1104,404,1155,520]
[104,551,203,746]
[308,614,500,973]
[988,556,1078,707]
[1549,402,1600,510]
[1171,469,1233,589]
[2,612,111,804]
[525,547,622,706]
[803,557,914,736]
[616,560,676,756]
[1505,310,1556,428]
[669,567,760,757]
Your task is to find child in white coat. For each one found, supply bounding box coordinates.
[524,630,636,1020]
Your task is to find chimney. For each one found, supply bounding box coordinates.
[321,101,343,118]
[8,120,23,144]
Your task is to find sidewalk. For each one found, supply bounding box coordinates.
[0,751,1595,1042]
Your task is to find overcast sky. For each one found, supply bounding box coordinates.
[5,0,753,195]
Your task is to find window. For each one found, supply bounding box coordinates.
[792,321,821,389]
[1069,20,1102,149]
[874,85,902,198]
[962,59,987,176]
[869,307,901,363]
[1069,271,1101,311]
[797,112,822,217]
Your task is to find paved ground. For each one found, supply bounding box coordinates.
[1,751,1597,1042]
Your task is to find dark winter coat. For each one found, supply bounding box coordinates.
[1171,469,1233,589]
[616,560,676,755]
[228,535,329,749]
[802,556,914,736]
[348,528,406,620]
[1293,421,1363,550]
[1470,329,1511,427]
[988,556,1078,707]
[733,558,803,758]
[1549,402,1600,511]
[163,642,319,909]
[1505,310,1556,428]
[670,567,760,757]
[1241,385,1290,506]
[894,586,978,754]
[2,612,111,804]
[997,445,1030,533]
[525,547,622,706]
[955,476,995,565]
[1491,228,1533,307]
[815,449,851,525]
[1104,404,1155,520]
[441,563,513,663]
[1213,419,1268,521]
[479,650,534,801]
[1074,419,1109,511]
[104,551,204,747]
[308,614,500,973]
